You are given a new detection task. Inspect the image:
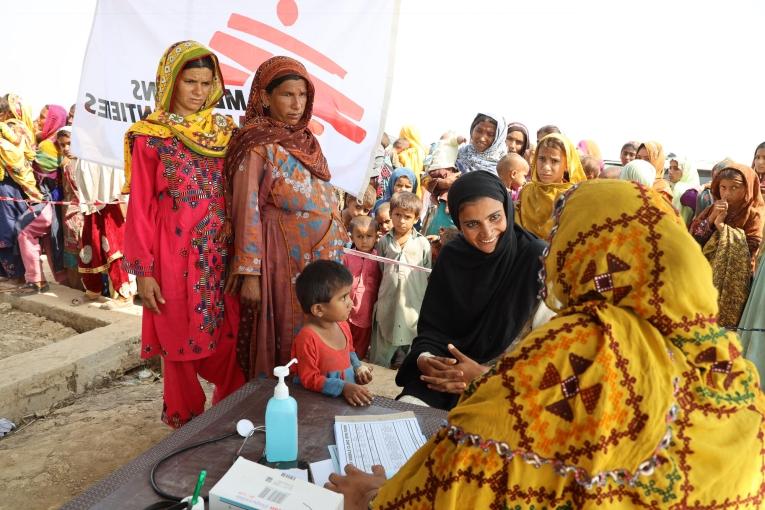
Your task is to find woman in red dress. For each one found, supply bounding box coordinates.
[123,41,244,428]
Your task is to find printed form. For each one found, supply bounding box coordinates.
[334,412,427,477]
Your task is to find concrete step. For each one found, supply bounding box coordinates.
[0,284,143,423]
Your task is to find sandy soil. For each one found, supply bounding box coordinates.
[0,365,400,510]
[0,303,78,362]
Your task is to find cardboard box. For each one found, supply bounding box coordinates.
[209,457,343,510]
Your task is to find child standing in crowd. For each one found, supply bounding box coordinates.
[291,260,373,406]
[496,152,529,201]
[341,184,376,231]
[373,167,418,212]
[388,167,416,194]
[375,201,392,238]
[342,215,382,359]
[370,191,431,369]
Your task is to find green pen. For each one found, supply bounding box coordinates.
[191,469,206,506]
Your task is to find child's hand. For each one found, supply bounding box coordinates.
[355,365,373,385]
[343,383,372,406]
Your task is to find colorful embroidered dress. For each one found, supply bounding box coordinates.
[124,135,234,360]
[122,40,241,429]
[372,180,765,509]
[231,144,346,377]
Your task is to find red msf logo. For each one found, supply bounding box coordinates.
[210,0,367,144]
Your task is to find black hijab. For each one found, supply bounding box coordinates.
[396,171,546,409]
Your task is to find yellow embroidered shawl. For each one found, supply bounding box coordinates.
[122,40,234,193]
[517,133,586,239]
[373,179,765,509]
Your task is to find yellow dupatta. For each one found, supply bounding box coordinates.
[516,133,586,239]
[0,94,42,201]
[122,40,234,193]
[398,124,426,196]
[373,180,765,509]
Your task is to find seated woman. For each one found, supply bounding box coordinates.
[328,179,765,509]
[690,162,764,328]
[516,132,586,239]
[395,171,547,410]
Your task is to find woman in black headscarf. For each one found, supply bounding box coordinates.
[396,171,546,410]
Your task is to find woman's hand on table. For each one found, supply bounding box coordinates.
[325,464,386,510]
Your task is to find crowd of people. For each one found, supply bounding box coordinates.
[2,39,765,507]
[0,96,132,304]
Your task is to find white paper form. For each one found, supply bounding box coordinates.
[334,412,426,478]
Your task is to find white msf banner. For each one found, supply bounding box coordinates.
[71,0,399,194]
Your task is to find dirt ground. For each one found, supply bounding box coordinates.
[0,365,400,510]
[0,303,78,361]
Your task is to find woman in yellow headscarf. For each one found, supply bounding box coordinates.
[516,132,586,239]
[397,124,426,196]
[122,40,243,428]
[637,141,673,201]
[328,179,765,509]
[0,94,40,201]
[0,94,42,283]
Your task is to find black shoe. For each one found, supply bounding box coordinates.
[14,282,50,295]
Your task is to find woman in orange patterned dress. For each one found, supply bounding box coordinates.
[225,56,347,378]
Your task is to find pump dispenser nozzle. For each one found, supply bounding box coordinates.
[273,358,298,399]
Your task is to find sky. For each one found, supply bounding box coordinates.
[5,0,765,168]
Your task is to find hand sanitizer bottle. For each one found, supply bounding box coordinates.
[265,358,298,462]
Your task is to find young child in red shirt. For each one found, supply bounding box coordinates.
[291,260,374,406]
[342,215,382,360]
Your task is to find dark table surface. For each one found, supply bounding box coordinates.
[61,379,447,510]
